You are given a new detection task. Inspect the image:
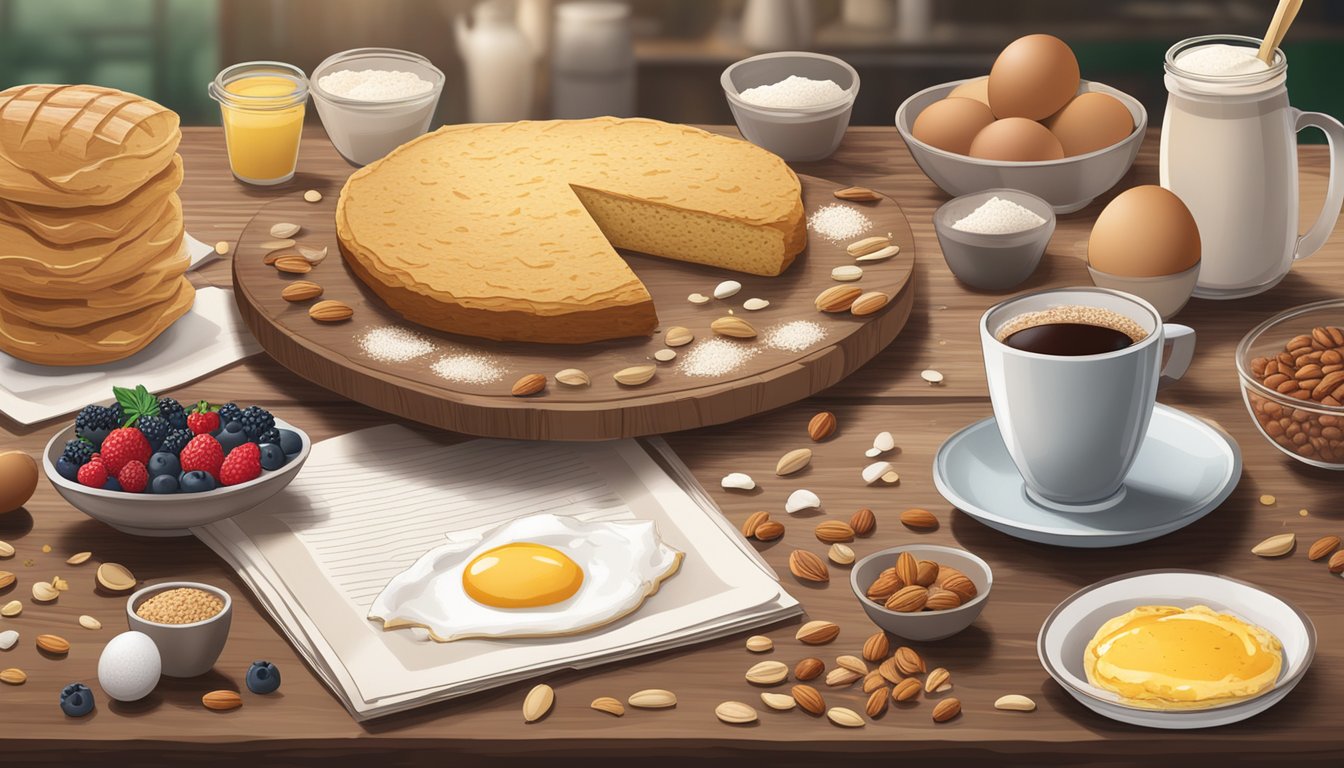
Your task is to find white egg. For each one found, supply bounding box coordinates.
[369,514,682,642]
[97,631,161,702]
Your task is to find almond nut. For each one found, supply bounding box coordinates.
[795,657,824,680]
[837,655,868,675]
[79,615,102,631]
[628,689,677,709]
[1308,535,1341,561]
[925,588,963,611]
[791,684,825,715]
[523,683,555,722]
[0,571,12,590]
[202,690,243,711]
[925,667,952,693]
[273,255,312,274]
[815,285,863,313]
[613,364,656,386]
[776,448,813,476]
[895,552,920,586]
[932,697,962,723]
[745,635,773,653]
[846,236,890,256]
[710,316,756,339]
[865,687,890,718]
[835,186,882,202]
[866,568,903,601]
[892,677,921,702]
[827,543,855,565]
[554,368,590,386]
[862,670,888,694]
[1252,533,1295,557]
[855,244,900,263]
[994,694,1037,712]
[878,657,902,683]
[308,300,353,323]
[297,244,328,264]
[745,660,789,685]
[850,507,876,537]
[825,666,862,687]
[511,373,547,397]
[741,511,769,539]
[814,520,855,544]
[1,600,20,617]
[590,696,625,716]
[258,238,296,252]
[32,582,58,602]
[0,668,26,685]
[281,280,323,302]
[760,692,796,711]
[885,585,928,612]
[894,647,926,675]
[36,634,69,654]
[664,326,694,347]
[940,573,978,603]
[788,550,829,583]
[826,707,865,728]
[95,563,136,592]
[862,632,890,662]
[0,541,12,558]
[807,412,837,441]
[915,560,940,587]
[796,620,839,645]
[269,222,301,239]
[715,700,758,724]
[754,520,786,541]
[303,189,323,203]
[850,291,890,317]
[900,508,939,530]
[1330,550,1344,574]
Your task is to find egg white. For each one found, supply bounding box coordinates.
[369,514,683,642]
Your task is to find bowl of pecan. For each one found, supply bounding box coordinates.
[1237,300,1344,469]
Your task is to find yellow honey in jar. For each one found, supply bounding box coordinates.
[209,62,309,185]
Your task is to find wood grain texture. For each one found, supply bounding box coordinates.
[232,176,915,440]
[0,126,1341,766]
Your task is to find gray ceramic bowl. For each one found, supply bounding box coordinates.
[721,51,859,162]
[42,418,311,537]
[850,544,992,641]
[126,581,232,678]
[934,188,1056,291]
[1089,262,1201,320]
[895,79,1147,213]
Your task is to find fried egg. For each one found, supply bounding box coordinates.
[369,514,682,641]
[1084,604,1283,710]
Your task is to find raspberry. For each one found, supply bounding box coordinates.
[99,428,152,475]
[179,434,224,479]
[117,460,149,493]
[76,456,107,488]
[219,442,262,486]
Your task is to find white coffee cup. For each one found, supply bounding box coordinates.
[979,287,1196,512]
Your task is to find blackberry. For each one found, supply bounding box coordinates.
[257,427,281,446]
[239,405,276,441]
[61,439,94,467]
[109,402,125,427]
[157,397,188,429]
[161,428,193,455]
[217,402,244,426]
[136,415,170,450]
[74,405,116,446]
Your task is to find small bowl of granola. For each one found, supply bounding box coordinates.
[126,582,232,677]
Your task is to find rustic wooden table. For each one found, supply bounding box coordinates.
[1,126,1342,766]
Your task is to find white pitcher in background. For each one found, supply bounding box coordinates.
[1160,34,1344,299]
[455,0,535,123]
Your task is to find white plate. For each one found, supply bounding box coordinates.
[1038,570,1315,729]
[932,404,1241,548]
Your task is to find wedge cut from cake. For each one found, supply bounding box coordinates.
[336,117,806,344]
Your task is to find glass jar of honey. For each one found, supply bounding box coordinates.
[208,62,309,185]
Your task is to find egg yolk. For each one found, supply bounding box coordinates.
[1090,608,1278,703]
[462,543,584,609]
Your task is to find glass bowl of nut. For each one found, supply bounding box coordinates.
[1237,299,1344,470]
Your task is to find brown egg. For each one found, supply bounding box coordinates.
[988,34,1081,120]
[968,118,1065,162]
[1045,92,1134,156]
[0,450,37,514]
[1089,185,1201,277]
[911,97,996,155]
[948,76,990,107]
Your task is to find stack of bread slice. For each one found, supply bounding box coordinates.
[0,84,193,366]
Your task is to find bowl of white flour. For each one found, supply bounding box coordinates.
[721,51,859,161]
[311,47,445,166]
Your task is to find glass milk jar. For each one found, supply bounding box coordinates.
[1161,35,1344,299]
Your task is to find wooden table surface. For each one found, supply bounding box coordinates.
[2,126,1343,766]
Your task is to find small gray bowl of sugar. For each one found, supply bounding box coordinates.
[721,51,859,161]
[934,188,1056,291]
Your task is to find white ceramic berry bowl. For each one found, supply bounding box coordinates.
[42,418,310,537]
[126,581,233,677]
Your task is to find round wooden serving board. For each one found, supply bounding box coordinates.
[233,174,915,440]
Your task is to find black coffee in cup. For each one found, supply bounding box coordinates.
[996,306,1149,357]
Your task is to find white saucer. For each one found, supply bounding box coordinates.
[1038,570,1315,729]
[932,404,1241,548]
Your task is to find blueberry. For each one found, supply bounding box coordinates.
[102,478,122,492]
[259,443,287,471]
[217,421,249,456]
[55,457,80,482]
[148,452,181,478]
[277,429,302,456]
[150,474,180,494]
[59,682,95,717]
[246,660,281,695]
[180,470,216,493]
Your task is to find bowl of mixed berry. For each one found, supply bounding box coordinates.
[42,385,311,537]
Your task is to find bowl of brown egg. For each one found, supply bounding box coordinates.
[895,34,1146,214]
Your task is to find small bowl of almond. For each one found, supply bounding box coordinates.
[850,545,992,641]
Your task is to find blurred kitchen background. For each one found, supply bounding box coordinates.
[1,0,1341,138]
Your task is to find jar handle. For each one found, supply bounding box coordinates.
[1294,108,1344,261]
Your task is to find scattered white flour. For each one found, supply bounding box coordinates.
[679,338,759,377]
[763,320,828,352]
[357,325,435,363]
[1175,44,1270,77]
[809,203,872,242]
[318,69,435,101]
[739,75,846,109]
[432,353,506,385]
[952,196,1046,235]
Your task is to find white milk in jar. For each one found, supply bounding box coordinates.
[1160,35,1344,299]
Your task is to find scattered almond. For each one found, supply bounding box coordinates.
[281,280,323,302]
[66,552,90,566]
[825,666,862,687]
[78,615,101,631]
[932,697,962,723]
[815,285,862,313]
[850,507,876,537]
[590,696,625,716]
[523,683,555,723]
[613,364,656,386]
[653,349,676,363]
[555,368,590,387]
[921,368,945,385]
[52,576,68,592]
[745,635,773,653]
[925,667,952,693]
[628,689,677,709]
[892,677,921,702]
[995,694,1036,712]
[32,582,58,602]
[715,700,758,724]
[862,461,895,485]
[714,280,742,300]
[754,520,786,541]
[0,571,12,589]
[760,692,796,711]
[894,646,926,675]
[303,189,323,203]
[745,660,789,685]
[788,550,829,583]
[213,241,230,256]
[36,634,69,654]
[862,632,890,663]
[785,489,821,514]
[814,520,854,543]
[791,684,825,715]
[796,620,839,645]
[807,412,837,441]
[827,707,865,728]
[865,687,889,718]
[1,600,20,617]
[900,508,939,530]
[743,298,770,311]
[834,186,881,202]
[1329,550,1344,574]
[710,316,756,339]
[1252,533,1295,557]
[827,543,855,565]
[836,655,867,675]
[511,373,547,397]
[1308,535,1341,561]
[0,668,26,685]
[309,299,354,323]
[831,265,864,282]
[202,690,243,711]
[269,222,301,239]
[776,448,813,476]
[862,670,888,694]
[795,658,824,681]
[258,238,296,253]
[688,293,710,304]
[95,563,136,592]
[741,511,769,539]
[878,657,902,683]
[855,244,900,263]
[664,326,694,347]
[846,236,890,257]
[850,291,890,317]
[721,472,756,491]
[273,255,312,274]
[297,244,328,264]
